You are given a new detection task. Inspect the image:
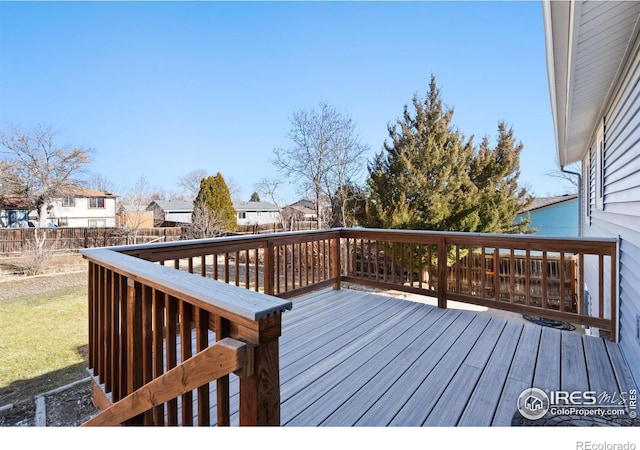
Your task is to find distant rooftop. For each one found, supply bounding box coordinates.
[233,200,278,212]
[148,199,193,212]
[525,193,578,212]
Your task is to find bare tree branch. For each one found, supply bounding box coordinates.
[272,102,369,228]
[544,162,581,191]
[0,124,93,227]
[178,168,207,200]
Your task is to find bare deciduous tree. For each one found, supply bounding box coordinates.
[272,102,369,228]
[117,176,153,244]
[255,177,289,230]
[178,168,208,200]
[86,173,116,194]
[178,168,242,201]
[185,199,229,239]
[0,124,93,227]
[545,162,581,192]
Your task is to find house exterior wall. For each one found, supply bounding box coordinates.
[519,199,579,237]
[49,196,116,227]
[165,212,192,224]
[582,50,640,386]
[236,210,279,226]
[233,201,280,226]
[116,210,155,228]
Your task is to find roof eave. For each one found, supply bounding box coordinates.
[543,0,572,167]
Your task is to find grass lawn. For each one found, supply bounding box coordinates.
[0,284,88,406]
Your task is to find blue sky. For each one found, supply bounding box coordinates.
[0,1,569,204]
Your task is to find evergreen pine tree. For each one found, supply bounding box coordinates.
[366,76,532,235]
[366,75,478,231]
[192,173,237,236]
[469,122,533,234]
[250,191,261,202]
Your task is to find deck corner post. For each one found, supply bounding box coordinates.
[437,236,447,309]
[332,235,341,290]
[264,242,275,296]
[238,329,281,426]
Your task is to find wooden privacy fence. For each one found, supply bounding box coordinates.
[0,227,182,254]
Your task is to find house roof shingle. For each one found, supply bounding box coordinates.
[233,200,279,212]
[523,193,578,213]
[148,200,193,213]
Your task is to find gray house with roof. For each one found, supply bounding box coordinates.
[233,200,280,226]
[147,200,194,227]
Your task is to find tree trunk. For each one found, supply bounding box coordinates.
[38,202,48,228]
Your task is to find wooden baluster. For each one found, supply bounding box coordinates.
[195,308,210,426]
[215,315,230,426]
[165,295,178,425]
[235,251,240,287]
[180,300,193,425]
[141,285,154,425]
[152,291,165,425]
[437,237,447,309]
[245,249,250,289]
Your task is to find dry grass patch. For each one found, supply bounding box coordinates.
[0,284,88,407]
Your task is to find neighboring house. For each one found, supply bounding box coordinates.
[517,194,578,237]
[282,198,331,223]
[233,200,280,226]
[544,0,640,385]
[0,189,117,227]
[48,189,117,227]
[115,208,155,229]
[147,200,193,227]
[0,194,33,227]
[281,203,316,222]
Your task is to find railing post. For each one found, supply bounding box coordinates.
[437,236,447,309]
[264,242,274,296]
[126,278,144,424]
[332,235,341,290]
[239,316,282,426]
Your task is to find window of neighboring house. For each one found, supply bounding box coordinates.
[58,217,68,227]
[238,212,246,219]
[62,196,75,207]
[89,197,105,208]
[88,219,105,227]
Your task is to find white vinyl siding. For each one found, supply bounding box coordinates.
[583,52,640,387]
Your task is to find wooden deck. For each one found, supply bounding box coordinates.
[166,287,631,426]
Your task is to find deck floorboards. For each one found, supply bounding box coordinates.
[146,287,637,426]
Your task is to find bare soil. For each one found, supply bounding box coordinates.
[0,254,99,427]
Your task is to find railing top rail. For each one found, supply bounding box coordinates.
[99,228,341,254]
[84,227,617,256]
[341,227,618,244]
[80,248,292,322]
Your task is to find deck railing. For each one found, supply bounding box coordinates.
[80,247,292,426]
[81,227,618,426]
